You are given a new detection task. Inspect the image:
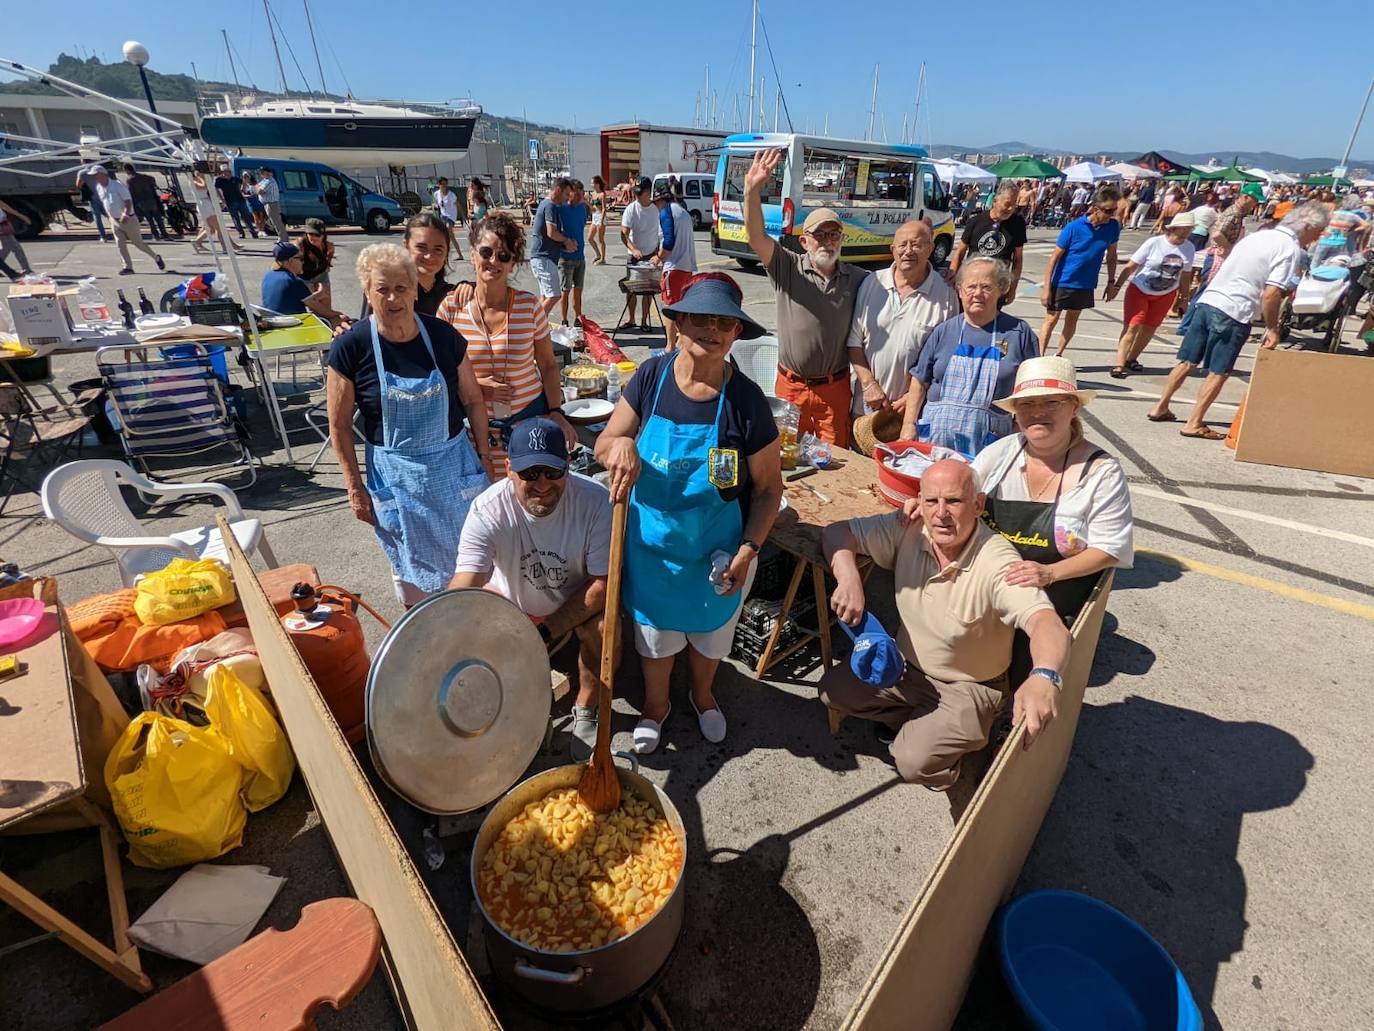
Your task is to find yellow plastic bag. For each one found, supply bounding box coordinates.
[104,712,247,869]
[203,664,295,812]
[134,558,236,626]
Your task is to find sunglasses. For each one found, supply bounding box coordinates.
[478,244,513,263]
[680,312,740,331]
[808,228,844,243]
[516,465,566,482]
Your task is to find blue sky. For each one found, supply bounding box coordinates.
[5,1,1371,160]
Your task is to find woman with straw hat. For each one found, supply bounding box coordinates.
[971,355,1134,622]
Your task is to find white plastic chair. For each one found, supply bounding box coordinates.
[41,459,279,588]
[729,335,780,396]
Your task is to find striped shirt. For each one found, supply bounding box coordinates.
[438,287,551,471]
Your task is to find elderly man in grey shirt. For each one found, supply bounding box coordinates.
[743,147,867,448]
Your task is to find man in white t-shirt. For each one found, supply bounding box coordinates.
[1149,202,1329,438]
[619,177,661,330]
[847,218,958,417]
[89,165,165,275]
[451,418,616,759]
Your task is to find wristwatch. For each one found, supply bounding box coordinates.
[1029,667,1062,690]
[740,539,761,553]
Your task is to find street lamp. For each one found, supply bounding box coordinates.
[122,41,156,114]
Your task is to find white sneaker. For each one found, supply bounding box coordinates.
[632,704,670,754]
[690,695,727,743]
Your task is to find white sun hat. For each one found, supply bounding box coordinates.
[992,355,1097,413]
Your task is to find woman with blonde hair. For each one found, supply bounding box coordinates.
[327,243,495,605]
[970,355,1133,621]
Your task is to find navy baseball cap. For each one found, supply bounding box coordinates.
[507,418,568,473]
[272,241,300,262]
[838,611,905,689]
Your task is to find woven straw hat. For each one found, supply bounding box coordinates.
[852,406,904,456]
[992,355,1096,413]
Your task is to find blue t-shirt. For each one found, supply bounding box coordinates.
[557,202,587,262]
[1052,216,1122,291]
[261,269,312,315]
[529,198,563,261]
[622,353,779,517]
[912,313,1041,406]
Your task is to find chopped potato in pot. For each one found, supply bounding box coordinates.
[477,787,683,953]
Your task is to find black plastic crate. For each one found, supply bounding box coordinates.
[187,299,243,328]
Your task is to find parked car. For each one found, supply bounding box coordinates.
[230,156,402,232]
[651,172,714,230]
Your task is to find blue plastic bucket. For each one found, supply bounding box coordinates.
[997,890,1202,1031]
[161,343,230,382]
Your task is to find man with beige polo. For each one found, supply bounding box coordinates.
[743,148,868,447]
[819,459,1070,788]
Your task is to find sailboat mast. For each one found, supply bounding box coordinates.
[263,0,289,94]
[303,0,328,95]
[912,62,925,148]
[747,0,757,133]
[222,29,242,95]
[867,64,879,141]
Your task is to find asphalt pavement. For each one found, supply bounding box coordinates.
[1,218,1371,1030]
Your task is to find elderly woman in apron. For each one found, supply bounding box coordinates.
[598,274,784,754]
[327,243,495,606]
[971,355,1134,624]
[899,256,1042,457]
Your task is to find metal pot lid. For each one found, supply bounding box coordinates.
[366,589,551,815]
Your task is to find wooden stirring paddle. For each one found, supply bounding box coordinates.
[578,499,628,813]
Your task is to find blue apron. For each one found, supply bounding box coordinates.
[623,354,743,633]
[919,316,1014,457]
[364,315,488,594]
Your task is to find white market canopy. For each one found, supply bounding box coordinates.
[1062,161,1122,184]
[933,158,997,185]
[1107,161,1161,180]
[1245,167,1298,185]
[1354,177,1374,188]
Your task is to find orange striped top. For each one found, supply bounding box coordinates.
[438,288,550,414]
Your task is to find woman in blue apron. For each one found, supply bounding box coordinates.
[900,256,1042,457]
[327,243,495,606]
[973,356,1134,678]
[597,274,784,754]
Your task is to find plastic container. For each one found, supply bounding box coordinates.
[606,363,622,403]
[162,343,230,383]
[770,397,800,470]
[997,890,1202,1031]
[76,277,112,325]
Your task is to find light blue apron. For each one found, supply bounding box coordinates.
[919,316,1014,457]
[364,314,487,594]
[623,354,743,633]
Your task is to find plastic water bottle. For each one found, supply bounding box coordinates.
[76,277,112,325]
[709,550,733,595]
[605,363,621,404]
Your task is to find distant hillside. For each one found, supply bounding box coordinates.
[5,53,573,165]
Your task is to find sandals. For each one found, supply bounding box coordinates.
[1147,411,1177,423]
[1110,367,1128,379]
[1126,360,1144,372]
[1180,427,1225,440]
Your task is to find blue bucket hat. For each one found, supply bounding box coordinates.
[662,273,767,339]
[838,611,905,689]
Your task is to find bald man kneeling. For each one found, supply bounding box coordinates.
[820,460,1070,789]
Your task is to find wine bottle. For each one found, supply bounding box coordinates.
[116,289,136,329]
[137,287,155,315]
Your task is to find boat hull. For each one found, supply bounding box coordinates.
[199,114,477,167]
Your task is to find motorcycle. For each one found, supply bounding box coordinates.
[158,185,198,236]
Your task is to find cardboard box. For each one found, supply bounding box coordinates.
[6,287,75,349]
[1235,348,1374,478]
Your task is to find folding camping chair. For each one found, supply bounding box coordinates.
[0,383,92,515]
[97,344,258,486]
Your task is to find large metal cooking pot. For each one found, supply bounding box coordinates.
[471,757,687,1012]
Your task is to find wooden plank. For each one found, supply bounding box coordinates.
[1234,348,1374,478]
[217,516,501,1031]
[845,571,1115,1031]
[0,870,152,993]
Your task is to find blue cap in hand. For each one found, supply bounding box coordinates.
[838,611,905,689]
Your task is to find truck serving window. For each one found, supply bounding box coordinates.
[851,158,916,208]
[802,148,848,205]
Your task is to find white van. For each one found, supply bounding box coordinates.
[651,172,714,230]
[711,133,956,267]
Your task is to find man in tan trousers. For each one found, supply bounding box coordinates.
[819,460,1070,789]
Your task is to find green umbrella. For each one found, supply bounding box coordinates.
[984,156,1065,180]
[1303,174,1354,188]
[1207,165,1264,182]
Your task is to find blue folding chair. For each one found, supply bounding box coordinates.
[97,344,257,486]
